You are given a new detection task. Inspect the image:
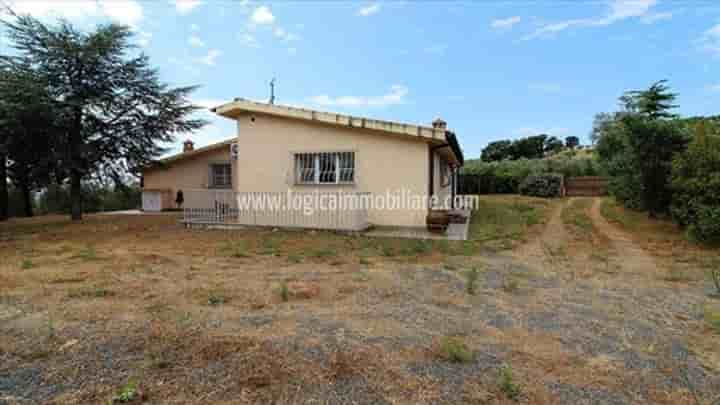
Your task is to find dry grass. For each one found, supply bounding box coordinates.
[600,197,720,272]
[1,197,718,404]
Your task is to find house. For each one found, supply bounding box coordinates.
[142,98,464,230]
[141,138,237,211]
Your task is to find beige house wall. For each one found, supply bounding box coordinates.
[234,114,430,227]
[143,147,235,210]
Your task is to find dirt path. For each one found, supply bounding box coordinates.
[588,197,660,275]
[511,198,571,271]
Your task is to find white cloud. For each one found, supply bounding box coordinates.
[491,16,521,29]
[513,127,570,137]
[523,0,657,40]
[699,24,720,55]
[190,23,200,31]
[196,49,221,66]
[250,5,275,25]
[238,33,260,48]
[640,11,673,24]
[188,34,205,47]
[3,0,143,26]
[358,3,381,17]
[308,85,409,108]
[174,0,203,14]
[99,0,143,26]
[273,27,300,41]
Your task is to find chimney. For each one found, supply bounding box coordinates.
[183,139,194,153]
[432,118,447,131]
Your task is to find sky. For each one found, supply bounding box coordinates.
[2,0,720,159]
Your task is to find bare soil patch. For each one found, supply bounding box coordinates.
[0,197,718,404]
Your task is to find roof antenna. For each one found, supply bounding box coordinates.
[269,77,276,105]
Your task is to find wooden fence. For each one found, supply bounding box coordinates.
[182,189,370,231]
[564,176,608,197]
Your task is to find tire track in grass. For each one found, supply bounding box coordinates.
[510,198,572,274]
[589,198,660,277]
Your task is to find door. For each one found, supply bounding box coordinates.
[142,191,162,212]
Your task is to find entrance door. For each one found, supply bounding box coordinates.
[142,191,162,212]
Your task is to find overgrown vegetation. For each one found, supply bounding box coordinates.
[594,80,720,243]
[462,150,601,195]
[670,121,720,243]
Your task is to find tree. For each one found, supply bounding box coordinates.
[544,135,564,154]
[622,80,678,119]
[595,81,687,216]
[565,136,580,149]
[0,66,58,217]
[621,115,687,217]
[510,134,546,160]
[481,140,512,162]
[1,13,205,220]
[0,141,6,221]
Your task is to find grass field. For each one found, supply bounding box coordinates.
[1,196,718,404]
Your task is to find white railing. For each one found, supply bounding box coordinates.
[182,189,370,231]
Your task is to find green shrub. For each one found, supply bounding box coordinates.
[464,267,480,295]
[671,123,720,243]
[437,336,473,363]
[279,280,289,302]
[21,258,34,270]
[498,364,522,400]
[207,293,226,306]
[110,381,139,403]
[519,174,564,198]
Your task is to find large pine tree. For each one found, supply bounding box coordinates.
[1,13,205,220]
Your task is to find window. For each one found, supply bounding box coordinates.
[295,152,355,184]
[210,163,232,188]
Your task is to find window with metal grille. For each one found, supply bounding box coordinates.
[210,163,232,188]
[294,152,355,184]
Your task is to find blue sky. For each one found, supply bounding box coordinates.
[2,1,720,159]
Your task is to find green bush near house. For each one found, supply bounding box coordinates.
[671,123,720,243]
[519,174,564,198]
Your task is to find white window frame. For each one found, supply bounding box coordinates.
[209,163,232,189]
[294,152,355,185]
